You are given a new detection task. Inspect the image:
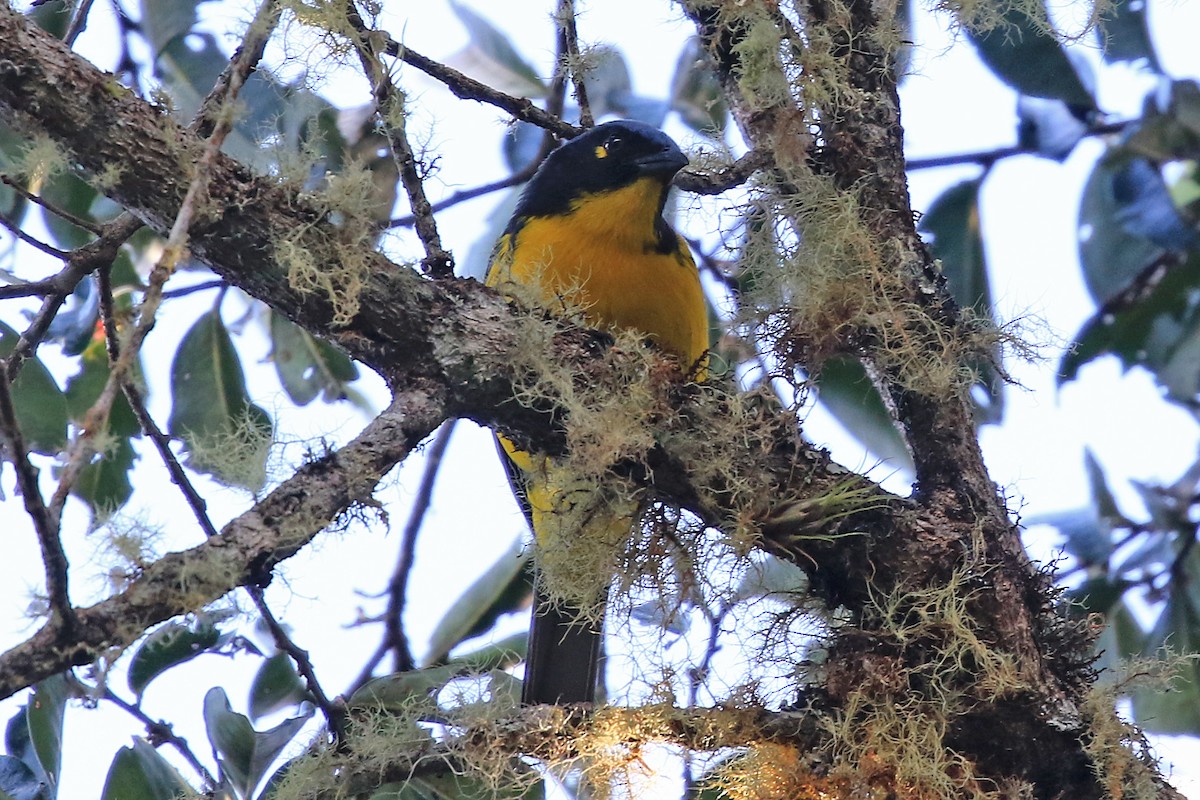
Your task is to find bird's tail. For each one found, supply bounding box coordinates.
[521,582,603,705]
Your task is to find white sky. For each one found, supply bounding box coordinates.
[2,0,1200,796]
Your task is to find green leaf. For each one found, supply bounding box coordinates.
[446,2,545,98]
[1066,576,1131,617]
[269,312,358,406]
[25,674,68,798]
[137,0,201,59]
[1156,311,1200,404]
[71,437,137,523]
[579,46,633,121]
[5,709,45,794]
[100,739,189,800]
[127,618,224,698]
[37,172,98,251]
[0,755,44,800]
[63,339,140,439]
[0,174,24,220]
[919,179,987,306]
[966,8,1094,107]
[203,688,310,800]
[26,0,70,39]
[1099,0,1161,71]
[1130,589,1200,734]
[813,355,913,473]
[1124,685,1184,735]
[249,654,308,722]
[1059,254,1200,384]
[1085,449,1124,527]
[918,178,1003,423]
[155,35,289,168]
[444,633,527,674]
[1093,600,1144,673]
[425,541,532,665]
[0,322,67,455]
[348,668,457,714]
[1123,81,1200,162]
[670,38,727,136]
[62,338,142,520]
[168,310,272,491]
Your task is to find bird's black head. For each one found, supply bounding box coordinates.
[512,120,688,220]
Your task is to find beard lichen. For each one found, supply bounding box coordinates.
[270,151,387,327]
[1080,656,1192,800]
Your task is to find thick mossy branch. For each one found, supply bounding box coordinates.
[0,5,908,596]
[273,702,829,800]
[674,2,1181,800]
[0,7,1181,800]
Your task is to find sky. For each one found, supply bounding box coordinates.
[2,0,1200,796]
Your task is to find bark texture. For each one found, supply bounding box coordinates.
[0,5,1183,799]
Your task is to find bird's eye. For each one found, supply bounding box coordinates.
[594,135,624,160]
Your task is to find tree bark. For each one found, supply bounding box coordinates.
[0,5,1184,799]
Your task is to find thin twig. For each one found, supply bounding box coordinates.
[127,383,218,539]
[683,598,731,798]
[88,2,343,744]
[96,266,221,541]
[2,236,125,382]
[160,278,227,300]
[101,686,217,787]
[388,163,539,229]
[247,587,346,741]
[675,149,769,195]
[0,368,75,633]
[544,1,570,138]
[0,213,69,259]
[193,0,281,139]
[384,40,579,140]
[905,145,1025,171]
[555,0,592,127]
[349,639,390,697]
[47,1,280,521]
[342,3,453,277]
[386,419,457,673]
[63,0,97,47]
[0,174,105,234]
[905,120,1130,171]
[0,280,55,299]
[6,294,70,380]
[104,273,344,742]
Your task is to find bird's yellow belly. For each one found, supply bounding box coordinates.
[497,217,707,373]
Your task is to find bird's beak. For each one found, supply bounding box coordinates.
[633,146,688,177]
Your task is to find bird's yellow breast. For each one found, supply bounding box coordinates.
[487,177,708,375]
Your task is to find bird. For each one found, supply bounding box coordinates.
[485,119,708,705]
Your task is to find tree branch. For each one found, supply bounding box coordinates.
[341,2,453,277]
[0,386,446,699]
[386,418,456,674]
[0,367,74,632]
[384,40,579,140]
[319,703,827,799]
[554,0,592,127]
[0,1,903,613]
